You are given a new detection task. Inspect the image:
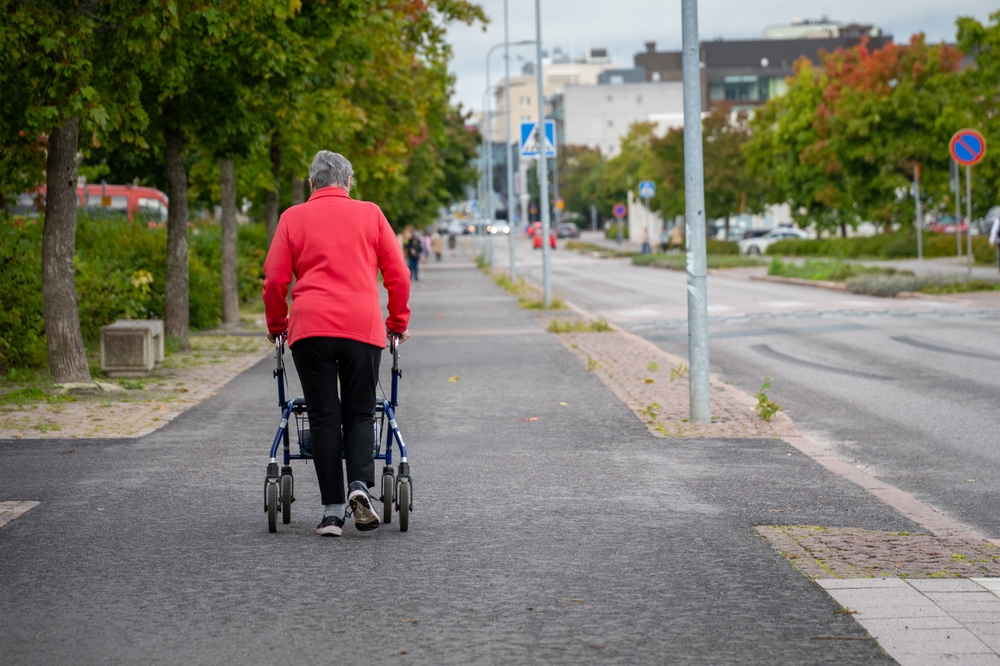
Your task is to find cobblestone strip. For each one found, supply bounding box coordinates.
[0,336,271,440]
[0,501,40,528]
[756,526,1000,580]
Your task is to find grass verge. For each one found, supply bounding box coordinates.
[767,257,911,282]
[479,252,565,310]
[564,241,636,257]
[634,254,766,270]
[546,318,612,333]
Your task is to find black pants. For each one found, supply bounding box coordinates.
[291,337,381,506]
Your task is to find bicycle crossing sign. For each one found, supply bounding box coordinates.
[638,181,655,199]
[520,120,556,158]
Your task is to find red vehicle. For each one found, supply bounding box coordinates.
[16,183,169,223]
[927,216,967,235]
[532,224,556,249]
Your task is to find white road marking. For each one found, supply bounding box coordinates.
[0,501,39,528]
[764,301,808,308]
[616,308,660,318]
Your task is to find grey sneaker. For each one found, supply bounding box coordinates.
[348,481,381,531]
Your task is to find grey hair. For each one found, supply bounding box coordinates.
[309,151,354,191]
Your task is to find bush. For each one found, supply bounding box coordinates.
[706,239,739,255]
[0,213,269,370]
[845,272,1000,297]
[768,230,995,263]
[605,222,629,240]
[767,257,912,282]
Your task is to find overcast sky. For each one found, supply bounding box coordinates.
[446,0,998,113]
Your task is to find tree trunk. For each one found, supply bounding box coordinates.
[42,116,91,384]
[219,157,240,325]
[840,221,848,238]
[164,107,189,349]
[265,134,281,247]
[724,214,730,241]
[291,174,305,205]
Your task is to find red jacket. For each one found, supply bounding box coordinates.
[262,186,410,348]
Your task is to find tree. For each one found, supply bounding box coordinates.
[956,11,1000,218]
[745,36,963,234]
[0,1,156,382]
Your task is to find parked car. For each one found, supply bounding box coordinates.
[738,226,807,255]
[556,222,580,239]
[741,229,770,241]
[928,215,968,235]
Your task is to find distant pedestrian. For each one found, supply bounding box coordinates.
[431,233,443,262]
[421,230,432,261]
[669,223,684,251]
[448,232,457,257]
[404,226,422,281]
[990,211,1000,273]
[638,227,650,255]
[659,228,670,253]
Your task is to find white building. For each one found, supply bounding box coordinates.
[554,81,685,157]
[488,47,614,142]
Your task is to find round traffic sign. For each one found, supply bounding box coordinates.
[555,198,565,211]
[613,203,627,219]
[949,129,987,167]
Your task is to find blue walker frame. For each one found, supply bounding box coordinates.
[264,334,412,532]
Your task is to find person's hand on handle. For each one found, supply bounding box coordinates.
[387,327,410,345]
[267,331,285,344]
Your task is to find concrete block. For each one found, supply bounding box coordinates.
[100,324,154,377]
[111,319,164,363]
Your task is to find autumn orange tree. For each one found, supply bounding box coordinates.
[745,35,963,235]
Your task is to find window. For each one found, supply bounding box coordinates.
[519,96,531,107]
[138,197,167,222]
[651,71,661,82]
[710,76,770,102]
[609,74,624,85]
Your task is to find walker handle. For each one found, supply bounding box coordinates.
[389,333,400,376]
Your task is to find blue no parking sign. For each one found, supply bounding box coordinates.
[950,129,987,167]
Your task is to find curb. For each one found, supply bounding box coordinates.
[749,274,848,291]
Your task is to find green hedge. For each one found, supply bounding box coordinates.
[604,222,629,240]
[767,231,995,263]
[0,214,268,371]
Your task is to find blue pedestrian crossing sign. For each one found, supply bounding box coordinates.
[638,181,655,199]
[520,120,556,158]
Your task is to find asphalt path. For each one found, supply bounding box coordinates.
[0,251,915,664]
[511,233,1000,538]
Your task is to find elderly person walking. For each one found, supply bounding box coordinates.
[263,151,411,537]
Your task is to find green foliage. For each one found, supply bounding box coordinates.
[605,222,629,240]
[0,213,267,370]
[767,257,912,282]
[546,318,612,333]
[767,231,995,263]
[755,375,781,422]
[846,272,1000,297]
[706,240,740,255]
[632,254,765,270]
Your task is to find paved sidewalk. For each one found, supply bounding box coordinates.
[0,250,933,664]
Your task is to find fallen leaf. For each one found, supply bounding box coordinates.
[400,650,408,655]
[97,508,104,511]
[522,416,539,421]
[558,402,568,406]
[525,607,533,611]
[401,619,419,624]
[835,609,858,615]
[569,598,583,602]
[447,376,460,383]
[967,479,977,483]
[588,644,604,651]
[644,378,654,384]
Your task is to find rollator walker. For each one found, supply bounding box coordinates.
[263,334,412,533]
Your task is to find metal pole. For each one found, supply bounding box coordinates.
[504,0,517,281]
[681,0,710,423]
[914,163,923,260]
[533,0,551,307]
[953,158,961,257]
[967,166,973,280]
[485,56,495,272]
[591,202,596,231]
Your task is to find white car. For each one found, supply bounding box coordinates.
[738,227,808,255]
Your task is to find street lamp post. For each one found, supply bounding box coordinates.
[681,0,711,423]
[533,0,552,307]
[504,0,518,281]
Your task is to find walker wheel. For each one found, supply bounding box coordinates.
[280,475,293,525]
[266,481,278,533]
[382,472,394,525]
[398,480,410,533]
